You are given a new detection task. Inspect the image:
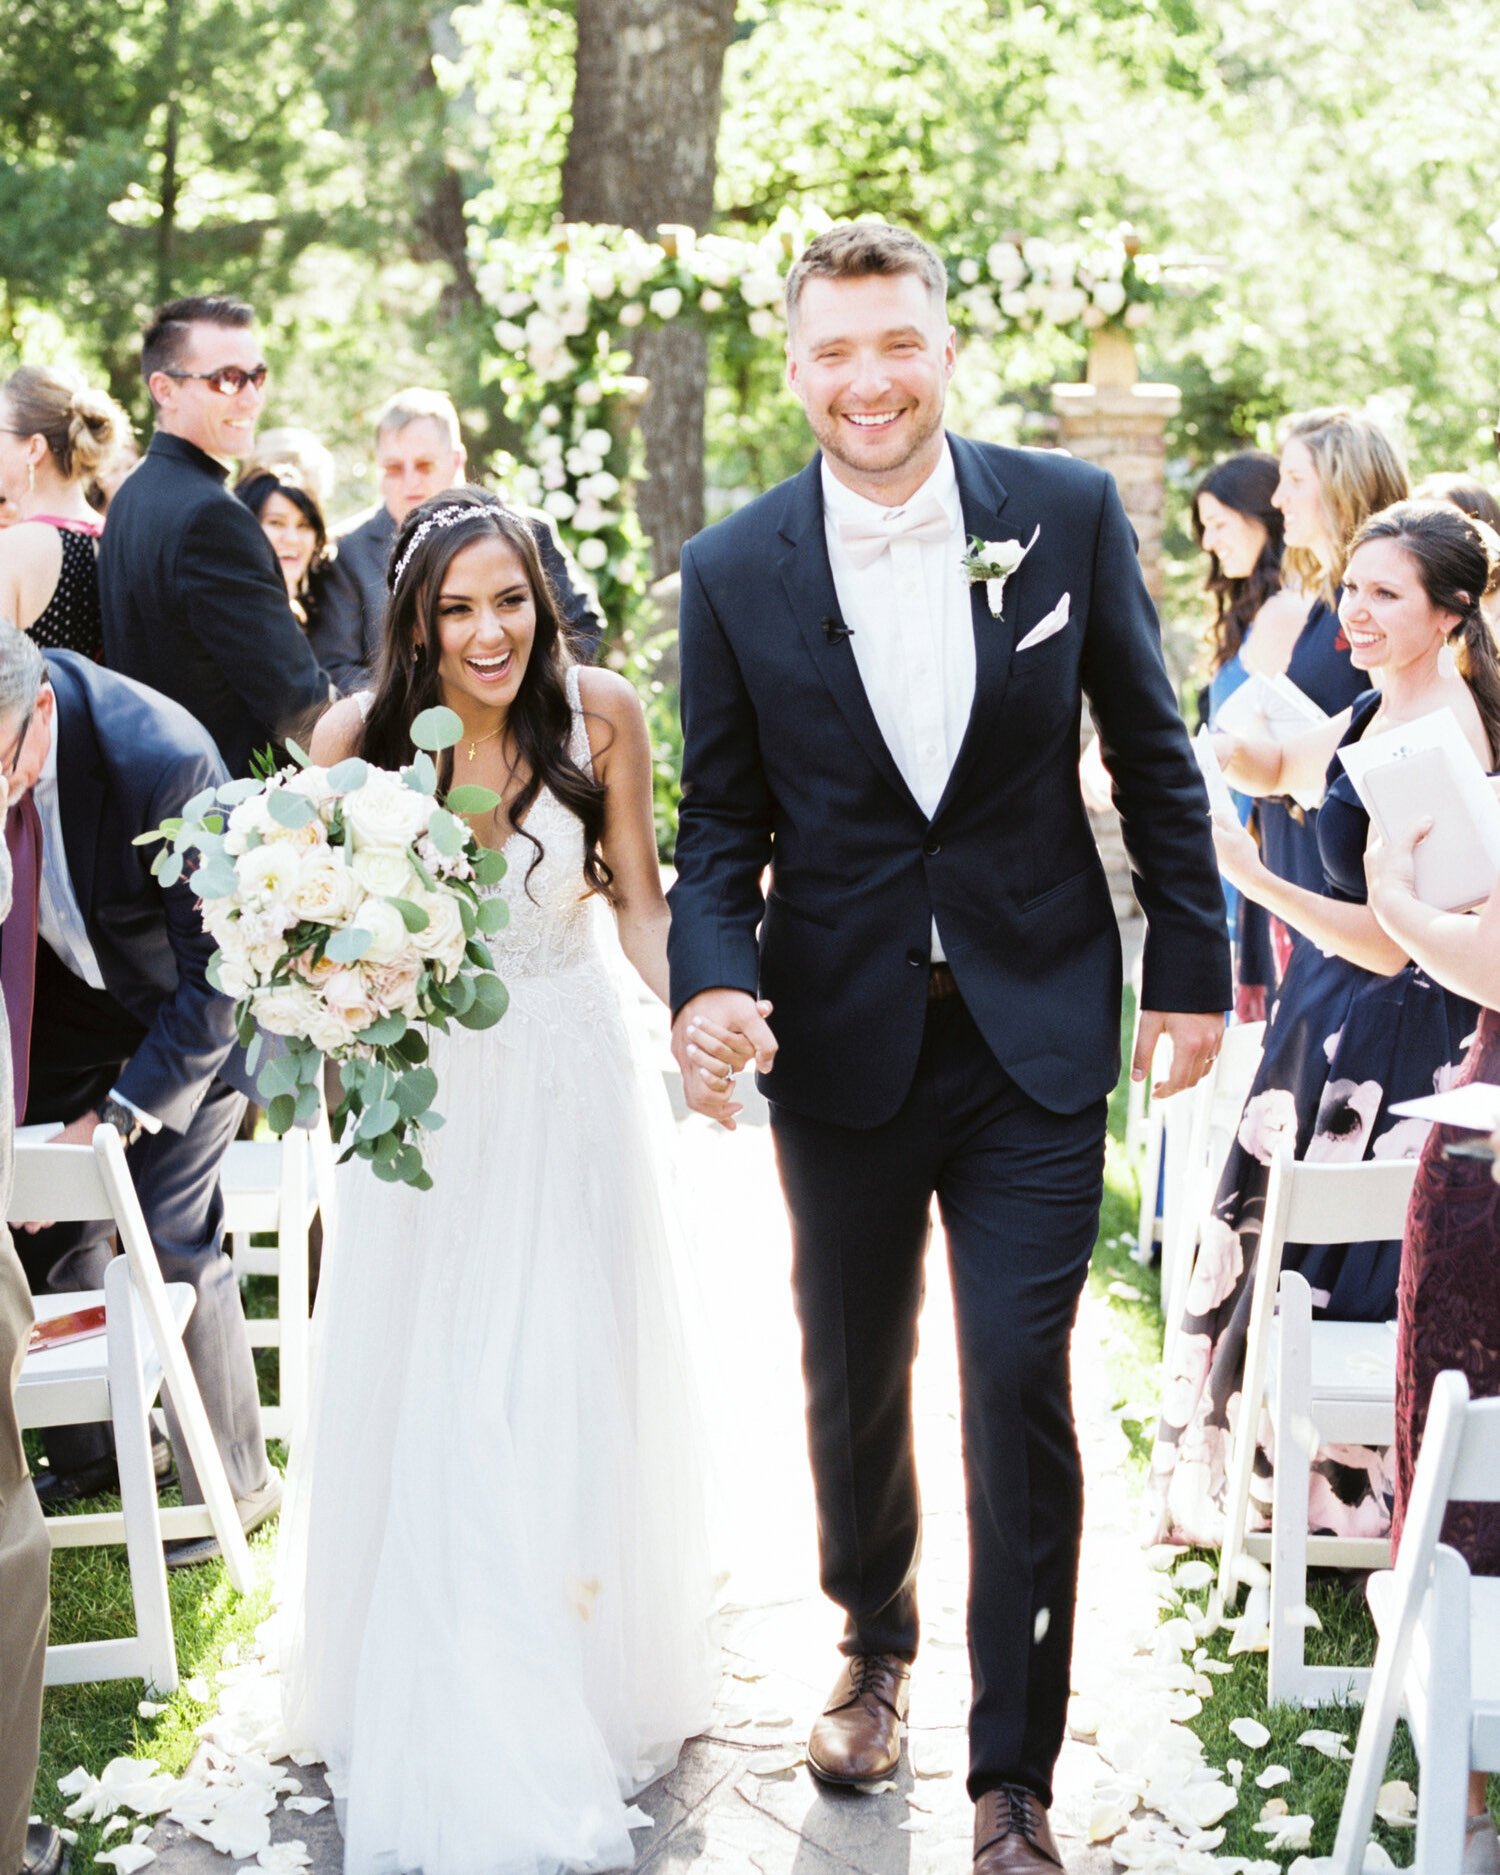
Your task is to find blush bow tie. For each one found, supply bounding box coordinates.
[836,496,951,569]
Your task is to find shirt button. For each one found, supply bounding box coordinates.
[906,948,926,967]
[923,837,941,857]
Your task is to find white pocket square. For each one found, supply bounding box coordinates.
[1015,594,1070,652]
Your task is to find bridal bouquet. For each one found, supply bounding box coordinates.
[139,708,509,1190]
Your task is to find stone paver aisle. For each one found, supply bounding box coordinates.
[145,1056,1167,1875]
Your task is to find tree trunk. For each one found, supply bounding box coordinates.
[562,0,737,580]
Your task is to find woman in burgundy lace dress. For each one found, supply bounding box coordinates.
[1364,506,1500,1872]
[0,365,128,658]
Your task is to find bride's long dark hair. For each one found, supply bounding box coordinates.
[356,487,612,898]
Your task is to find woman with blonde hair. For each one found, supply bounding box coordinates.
[1254,411,1410,975]
[0,365,129,657]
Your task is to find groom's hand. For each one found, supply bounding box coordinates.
[671,990,777,1131]
[1132,1010,1223,1100]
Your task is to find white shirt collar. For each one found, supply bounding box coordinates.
[35,710,59,798]
[821,438,960,530]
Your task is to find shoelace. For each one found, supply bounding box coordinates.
[988,1786,1044,1844]
[848,1653,904,1708]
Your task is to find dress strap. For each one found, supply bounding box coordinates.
[29,514,103,539]
[564,664,594,777]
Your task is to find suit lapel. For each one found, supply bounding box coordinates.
[933,434,1020,820]
[50,663,104,933]
[777,457,922,815]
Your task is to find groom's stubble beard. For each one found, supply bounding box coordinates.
[811,393,948,496]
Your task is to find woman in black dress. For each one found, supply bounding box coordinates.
[234,464,331,637]
[1149,500,1490,1548]
[0,365,128,658]
[1362,504,1500,1861]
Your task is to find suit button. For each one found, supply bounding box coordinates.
[906,948,926,967]
[923,837,941,857]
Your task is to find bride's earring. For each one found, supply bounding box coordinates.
[1437,636,1459,680]
[26,459,35,496]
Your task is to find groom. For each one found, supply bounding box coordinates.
[668,224,1229,1871]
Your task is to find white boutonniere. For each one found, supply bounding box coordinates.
[962,524,1040,616]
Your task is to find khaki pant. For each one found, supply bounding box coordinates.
[0,1228,48,1873]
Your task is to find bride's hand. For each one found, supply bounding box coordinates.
[685,1014,759,1077]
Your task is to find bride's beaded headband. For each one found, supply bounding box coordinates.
[391,503,485,590]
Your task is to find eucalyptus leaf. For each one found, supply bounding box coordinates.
[372,1129,401,1162]
[457,895,477,937]
[296,1044,324,1082]
[403,751,438,794]
[445,784,502,814]
[132,829,167,847]
[476,896,509,934]
[195,858,239,899]
[257,1053,302,1100]
[325,926,373,963]
[447,972,476,1014]
[284,738,313,769]
[392,1065,439,1119]
[158,850,184,888]
[294,1082,321,1126]
[390,896,430,933]
[396,1028,429,1064]
[267,788,315,829]
[215,777,262,806]
[182,787,217,820]
[472,847,508,886]
[245,1030,264,1076]
[358,1097,401,1138]
[426,808,465,857]
[410,705,464,752]
[327,757,369,793]
[267,1092,296,1134]
[360,1012,408,1046]
[206,950,225,993]
[371,1152,405,1182]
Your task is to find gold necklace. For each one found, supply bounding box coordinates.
[464,724,504,762]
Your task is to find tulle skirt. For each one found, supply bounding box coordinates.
[276,952,719,1875]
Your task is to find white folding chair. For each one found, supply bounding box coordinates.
[14,1124,255,1693]
[222,1094,336,1443]
[1331,1370,1500,1874]
[1215,1145,1420,1705]
[1162,1021,1266,1359]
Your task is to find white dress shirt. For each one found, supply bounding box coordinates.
[33,734,160,1131]
[822,442,974,961]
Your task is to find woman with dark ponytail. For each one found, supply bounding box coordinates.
[278,488,729,1872]
[1150,500,1490,1549]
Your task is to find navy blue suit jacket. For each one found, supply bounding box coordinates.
[667,434,1231,1124]
[45,652,242,1133]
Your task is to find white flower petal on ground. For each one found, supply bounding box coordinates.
[281,1798,327,1817]
[1173,1561,1215,1592]
[100,1817,130,1842]
[1229,1717,1270,1750]
[1068,1698,1102,1739]
[1255,1812,1315,1852]
[136,1703,166,1720]
[745,1750,802,1778]
[1226,1757,1243,1787]
[1255,1764,1292,1788]
[182,1678,212,1704]
[911,1763,952,1779]
[92,1847,155,1874]
[1297,1728,1353,1761]
[255,1842,311,1874]
[1374,1778,1417,1826]
[1088,1800,1132,1842]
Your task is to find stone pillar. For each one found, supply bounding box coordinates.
[1053,344,1182,929]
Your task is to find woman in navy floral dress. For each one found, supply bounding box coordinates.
[1150,500,1493,1548]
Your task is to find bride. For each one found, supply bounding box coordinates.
[277,488,731,1875]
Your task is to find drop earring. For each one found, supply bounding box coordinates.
[1437,638,1458,680]
[26,460,35,497]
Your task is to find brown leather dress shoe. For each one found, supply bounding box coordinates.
[806,1652,911,1788]
[973,1787,1063,1871]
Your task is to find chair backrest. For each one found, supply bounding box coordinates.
[1276,1152,1422,1251]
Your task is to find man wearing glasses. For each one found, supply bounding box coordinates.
[0,630,275,1560]
[98,295,332,777]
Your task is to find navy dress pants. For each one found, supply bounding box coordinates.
[770,988,1106,1806]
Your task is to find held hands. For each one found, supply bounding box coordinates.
[671,990,778,1132]
[1132,1011,1224,1100]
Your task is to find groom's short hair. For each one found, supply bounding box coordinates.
[784,224,948,332]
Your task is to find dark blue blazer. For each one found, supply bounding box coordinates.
[45,652,243,1132]
[667,434,1231,1124]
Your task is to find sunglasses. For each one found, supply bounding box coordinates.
[162,364,269,396]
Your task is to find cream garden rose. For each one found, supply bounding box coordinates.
[409,890,468,975]
[342,773,434,850]
[350,845,417,900]
[350,896,410,965]
[290,849,360,924]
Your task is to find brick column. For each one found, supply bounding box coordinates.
[1053,347,1182,929]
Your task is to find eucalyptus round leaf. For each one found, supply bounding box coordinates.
[357,1097,401,1139]
[215,777,263,806]
[403,751,438,795]
[472,848,508,886]
[360,1012,408,1046]
[476,896,509,934]
[158,850,184,889]
[325,925,373,964]
[182,786,218,821]
[267,788,316,829]
[294,1082,321,1126]
[326,757,370,794]
[390,897,430,933]
[426,808,465,857]
[266,1092,297,1134]
[194,858,240,900]
[445,784,502,815]
[283,738,314,769]
[410,705,465,753]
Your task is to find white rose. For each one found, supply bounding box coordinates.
[739,269,781,308]
[350,896,411,965]
[543,489,577,520]
[584,264,617,301]
[224,791,274,856]
[235,842,304,910]
[304,1002,358,1054]
[747,308,778,340]
[573,499,608,534]
[581,428,612,456]
[322,967,376,1026]
[494,320,527,353]
[291,849,360,924]
[987,241,1026,290]
[957,258,980,285]
[342,772,432,850]
[1000,289,1029,321]
[565,446,602,478]
[698,288,724,313]
[1124,302,1152,329]
[540,459,568,490]
[576,537,609,571]
[575,380,603,408]
[649,286,683,321]
[409,891,469,974]
[1092,279,1128,318]
[578,470,620,502]
[362,954,425,1016]
[283,766,335,807]
[497,290,531,318]
[350,846,416,899]
[215,950,258,999]
[252,982,323,1039]
[618,301,645,328]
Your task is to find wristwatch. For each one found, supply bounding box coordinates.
[99,1097,145,1148]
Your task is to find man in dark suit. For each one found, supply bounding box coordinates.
[667,225,1229,1872]
[0,633,275,1560]
[99,295,331,778]
[314,385,604,691]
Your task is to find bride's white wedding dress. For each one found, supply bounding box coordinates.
[277,670,718,1875]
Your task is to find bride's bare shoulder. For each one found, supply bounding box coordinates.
[309,695,366,765]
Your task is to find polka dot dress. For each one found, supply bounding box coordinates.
[29,522,104,659]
